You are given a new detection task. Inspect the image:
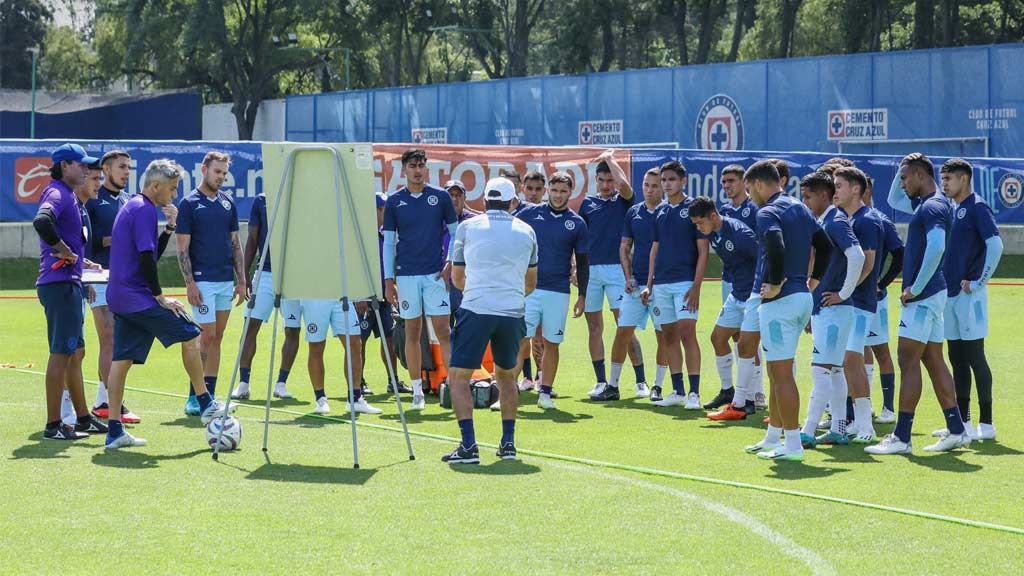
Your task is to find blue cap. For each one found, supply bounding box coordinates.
[51,143,100,165]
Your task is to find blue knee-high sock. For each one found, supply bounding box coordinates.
[239,367,251,383]
[501,419,515,445]
[277,368,290,383]
[458,418,476,447]
[688,374,700,395]
[943,406,966,435]
[523,358,534,380]
[880,373,895,411]
[671,373,685,395]
[204,376,217,396]
[894,411,915,443]
[633,363,646,384]
[593,360,607,383]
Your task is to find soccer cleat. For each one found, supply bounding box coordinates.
[754,392,768,410]
[537,395,557,410]
[851,430,878,444]
[684,392,702,410]
[348,397,382,415]
[231,382,251,400]
[864,434,912,455]
[745,439,782,454]
[757,447,805,462]
[91,403,111,420]
[649,385,663,403]
[489,399,501,411]
[588,382,607,397]
[314,397,331,414]
[410,395,426,411]
[120,405,141,424]
[43,424,88,441]
[816,415,832,430]
[800,432,817,448]
[359,379,373,396]
[273,382,294,399]
[923,432,971,452]
[702,388,734,410]
[389,381,414,395]
[932,426,979,440]
[874,408,896,424]
[590,385,620,401]
[74,417,108,434]
[518,378,535,392]
[104,432,147,449]
[815,431,850,445]
[184,396,201,416]
[977,423,997,440]
[653,392,686,407]
[635,382,650,398]
[708,404,748,421]
[441,443,480,464]
[496,442,518,460]
[200,399,237,425]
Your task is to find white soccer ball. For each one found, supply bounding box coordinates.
[206,416,242,451]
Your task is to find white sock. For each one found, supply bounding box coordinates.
[655,365,668,388]
[784,429,803,453]
[765,425,782,445]
[715,354,734,390]
[853,397,872,433]
[753,357,765,395]
[95,381,108,407]
[411,378,424,397]
[736,356,757,404]
[829,368,848,435]
[609,362,623,388]
[865,363,875,398]
[803,366,832,437]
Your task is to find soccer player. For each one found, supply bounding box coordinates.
[383,149,459,411]
[606,168,666,401]
[515,172,589,409]
[743,161,832,462]
[303,298,381,415]
[33,143,109,440]
[513,171,547,390]
[176,151,247,415]
[687,197,760,418]
[231,192,303,401]
[938,158,1002,440]
[866,153,970,454]
[84,150,141,423]
[718,164,759,302]
[579,150,645,399]
[642,160,709,409]
[441,178,538,464]
[104,159,234,449]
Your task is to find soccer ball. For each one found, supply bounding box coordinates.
[206,416,242,451]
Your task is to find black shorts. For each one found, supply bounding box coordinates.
[360,300,395,339]
[450,308,526,371]
[113,305,201,364]
[37,281,85,355]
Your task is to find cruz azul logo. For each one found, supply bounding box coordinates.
[695,94,744,151]
[997,172,1023,210]
[15,157,53,203]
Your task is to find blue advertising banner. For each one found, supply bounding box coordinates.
[1,139,263,222]
[630,149,1024,225]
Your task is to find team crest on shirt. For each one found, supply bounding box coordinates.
[741,207,751,217]
[220,199,231,211]
[427,195,438,206]
[725,240,734,252]
[679,208,689,219]
[565,220,576,231]
[997,173,1023,209]
[957,207,967,220]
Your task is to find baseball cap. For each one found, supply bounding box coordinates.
[444,179,466,193]
[483,177,516,202]
[51,143,100,165]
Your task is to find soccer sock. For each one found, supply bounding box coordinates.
[829,367,848,435]
[277,368,290,383]
[865,363,875,397]
[894,411,915,443]
[736,356,756,404]
[458,418,476,447]
[943,406,966,435]
[188,382,196,398]
[540,385,553,396]
[880,373,896,412]
[196,392,212,413]
[523,358,534,381]
[845,396,855,423]
[411,378,424,397]
[592,359,607,383]
[853,397,872,433]
[314,388,326,401]
[765,425,782,445]
[46,420,61,430]
[107,419,124,440]
[501,419,515,445]
[94,381,108,407]
[803,366,832,437]
[655,365,668,389]
[239,367,251,383]
[204,375,217,397]
[753,361,765,395]
[715,354,734,390]
[688,374,700,395]
[633,363,646,384]
[352,386,363,402]
[784,429,803,453]
[670,373,685,395]
[609,362,623,388]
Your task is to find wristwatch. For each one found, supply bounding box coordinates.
[164,224,176,233]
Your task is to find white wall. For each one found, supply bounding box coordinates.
[202,99,286,142]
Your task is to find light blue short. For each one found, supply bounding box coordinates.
[944,286,988,341]
[721,280,732,304]
[301,300,362,343]
[618,290,659,330]
[651,281,699,325]
[715,293,747,329]
[89,283,108,309]
[811,305,855,365]
[525,289,570,344]
[865,296,890,347]
[845,307,873,353]
[244,272,301,328]
[760,292,812,362]
[742,294,761,333]
[396,274,450,320]
[192,281,235,324]
[898,291,947,344]
[585,264,625,313]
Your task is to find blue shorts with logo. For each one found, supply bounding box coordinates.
[716,293,748,329]
[742,294,761,333]
[721,280,733,304]
[944,286,988,341]
[585,264,625,313]
[845,307,873,354]
[618,290,659,330]
[38,281,85,355]
[244,272,301,328]
[113,305,202,364]
[652,281,699,324]
[525,289,571,344]
[302,300,362,343]
[396,274,450,319]
[760,292,812,362]
[811,305,855,365]
[865,296,890,347]
[898,291,946,344]
[450,308,526,370]
[360,300,396,339]
[192,280,235,324]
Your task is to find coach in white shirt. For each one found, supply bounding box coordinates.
[441,177,539,465]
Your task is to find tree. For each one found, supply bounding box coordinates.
[457,0,545,78]
[913,0,935,47]
[0,0,52,89]
[694,0,728,64]
[779,0,803,58]
[726,0,754,62]
[39,26,101,91]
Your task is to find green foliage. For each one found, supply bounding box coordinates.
[0,0,52,89]
[38,26,100,91]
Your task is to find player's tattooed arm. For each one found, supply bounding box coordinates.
[231,231,247,305]
[177,234,203,307]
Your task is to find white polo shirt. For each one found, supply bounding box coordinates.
[450,210,538,318]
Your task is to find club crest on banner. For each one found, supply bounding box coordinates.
[695,94,744,151]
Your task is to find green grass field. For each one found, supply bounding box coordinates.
[3,282,1023,574]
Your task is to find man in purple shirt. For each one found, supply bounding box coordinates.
[103,159,234,449]
[33,143,109,440]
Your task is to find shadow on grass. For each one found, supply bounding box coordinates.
[245,462,377,485]
[380,410,455,423]
[231,397,308,409]
[158,416,206,429]
[91,448,210,469]
[905,453,984,473]
[597,399,703,420]
[971,441,1024,457]
[516,409,594,423]
[764,462,852,480]
[448,459,542,476]
[10,432,100,460]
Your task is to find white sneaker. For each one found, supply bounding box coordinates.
[684,392,702,410]
[977,423,997,440]
[865,433,912,455]
[847,419,860,436]
[923,432,971,452]
[314,397,331,414]
[60,391,75,426]
[654,392,686,407]
[745,439,782,454]
[104,432,147,450]
[635,382,650,398]
[754,392,768,410]
[273,382,294,399]
[231,382,250,400]
[518,378,535,392]
[874,408,896,424]
[200,399,237,425]
[410,395,426,411]
[932,423,977,440]
[588,382,607,397]
[348,397,382,414]
[538,394,556,410]
[489,399,501,411]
